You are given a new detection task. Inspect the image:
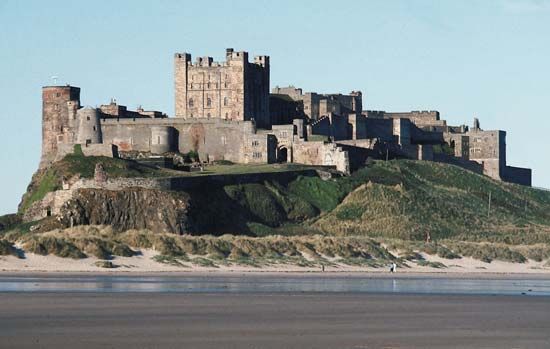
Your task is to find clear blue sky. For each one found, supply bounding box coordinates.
[1,0,549,215]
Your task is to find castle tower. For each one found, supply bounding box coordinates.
[150,126,175,154]
[76,107,102,145]
[174,49,271,128]
[41,85,81,167]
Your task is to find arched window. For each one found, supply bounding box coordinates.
[223,97,228,106]
[207,97,212,107]
[207,113,211,118]
[207,82,211,89]
[188,98,194,107]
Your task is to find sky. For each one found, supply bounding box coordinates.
[0,0,549,215]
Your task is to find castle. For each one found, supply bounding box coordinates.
[40,48,532,187]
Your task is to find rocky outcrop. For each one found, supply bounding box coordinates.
[59,188,191,234]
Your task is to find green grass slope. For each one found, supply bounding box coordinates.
[314,160,550,244]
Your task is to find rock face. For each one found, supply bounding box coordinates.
[59,188,191,234]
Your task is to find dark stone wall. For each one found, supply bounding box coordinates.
[501,166,532,186]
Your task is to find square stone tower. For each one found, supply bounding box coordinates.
[174,48,270,128]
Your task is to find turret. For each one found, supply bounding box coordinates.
[76,107,102,145]
[150,126,175,154]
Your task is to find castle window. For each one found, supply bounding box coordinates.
[207,97,212,107]
[87,116,90,121]
[207,113,211,118]
[224,82,228,88]
[221,136,226,145]
[190,83,193,89]
[225,113,228,119]
[207,82,211,89]
[93,126,96,131]
[189,98,194,107]
[56,93,61,97]
[54,104,59,111]
[158,136,161,144]
[224,97,228,106]
[252,140,259,147]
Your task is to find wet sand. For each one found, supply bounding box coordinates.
[1,292,549,349]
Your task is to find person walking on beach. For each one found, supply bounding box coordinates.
[392,262,397,273]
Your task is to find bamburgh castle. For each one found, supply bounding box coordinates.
[41,48,531,186]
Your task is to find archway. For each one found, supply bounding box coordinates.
[278,147,288,163]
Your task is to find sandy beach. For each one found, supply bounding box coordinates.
[2,247,550,276]
[0,292,548,349]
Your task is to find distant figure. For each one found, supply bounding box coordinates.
[321,265,325,272]
[389,263,394,273]
[426,231,431,243]
[393,262,397,273]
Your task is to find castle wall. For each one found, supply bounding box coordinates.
[364,110,446,130]
[310,113,350,141]
[81,144,118,157]
[272,86,362,122]
[364,118,395,141]
[293,141,349,173]
[99,118,274,164]
[467,130,506,164]
[269,94,304,125]
[502,166,532,186]
[417,144,434,161]
[443,133,470,159]
[348,114,367,140]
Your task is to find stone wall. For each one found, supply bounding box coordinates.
[365,110,446,130]
[310,113,350,141]
[272,86,362,122]
[364,118,395,142]
[293,141,349,174]
[502,166,532,186]
[444,133,470,159]
[99,117,274,163]
[81,144,118,157]
[467,130,506,165]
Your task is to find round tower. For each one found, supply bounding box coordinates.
[150,126,174,154]
[76,107,102,145]
[41,85,81,167]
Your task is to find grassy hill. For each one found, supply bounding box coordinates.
[14,155,550,243]
[4,158,550,266]
[312,160,550,244]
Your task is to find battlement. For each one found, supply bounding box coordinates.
[174,48,268,68]
[42,85,81,101]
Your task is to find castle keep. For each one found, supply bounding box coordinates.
[174,48,270,128]
[40,48,532,187]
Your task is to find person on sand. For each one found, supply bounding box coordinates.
[389,263,394,273]
[392,262,397,273]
